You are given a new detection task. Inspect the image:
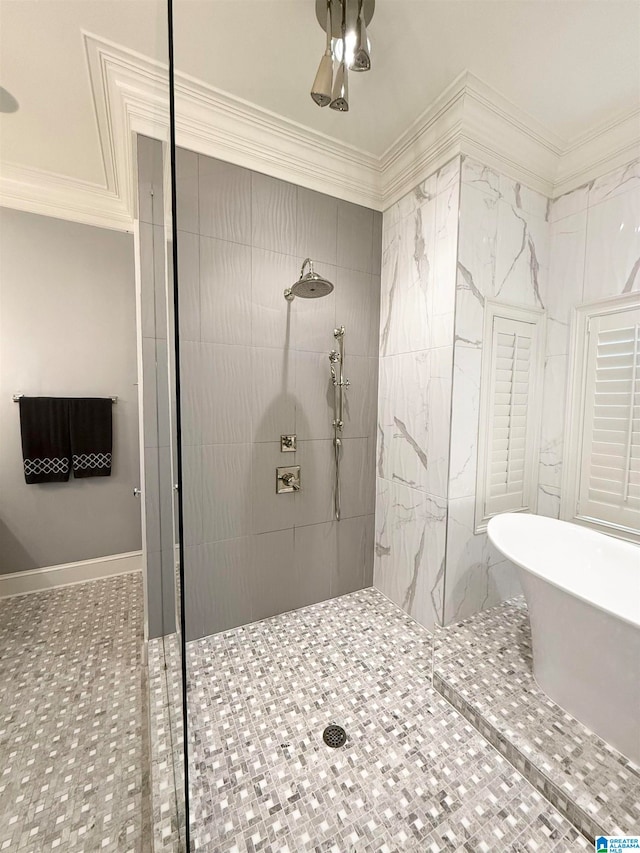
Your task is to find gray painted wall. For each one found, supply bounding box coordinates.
[176,149,382,641]
[0,208,141,573]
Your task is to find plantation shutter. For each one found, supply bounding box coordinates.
[577,307,640,531]
[480,313,542,521]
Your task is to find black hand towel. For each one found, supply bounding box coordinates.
[19,397,71,484]
[69,398,113,478]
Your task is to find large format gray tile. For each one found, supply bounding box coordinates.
[178,340,202,446]
[249,528,296,621]
[251,441,296,534]
[177,230,201,343]
[199,236,251,346]
[294,349,334,441]
[341,354,377,439]
[293,521,333,609]
[296,186,338,266]
[139,222,167,339]
[144,447,161,554]
[199,537,254,635]
[294,439,334,527]
[137,135,164,226]
[251,247,297,349]
[291,258,337,353]
[142,336,159,448]
[337,200,374,273]
[335,267,379,357]
[202,443,252,542]
[175,147,199,234]
[251,172,297,255]
[339,436,375,518]
[181,444,203,547]
[200,343,252,444]
[333,513,372,596]
[198,156,251,244]
[250,346,296,442]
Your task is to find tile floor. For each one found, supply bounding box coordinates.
[149,634,186,853]
[185,588,589,852]
[0,573,147,853]
[434,595,640,840]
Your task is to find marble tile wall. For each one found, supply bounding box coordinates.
[442,156,640,625]
[540,160,640,518]
[374,158,460,631]
[176,149,381,641]
[442,155,550,624]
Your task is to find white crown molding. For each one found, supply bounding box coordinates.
[1,33,638,230]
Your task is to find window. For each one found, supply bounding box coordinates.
[475,301,546,532]
[562,294,640,541]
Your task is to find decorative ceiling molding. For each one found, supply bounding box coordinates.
[0,32,638,230]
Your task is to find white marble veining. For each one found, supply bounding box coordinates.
[456,184,498,346]
[538,354,568,491]
[583,188,640,303]
[589,159,640,207]
[448,345,481,501]
[376,162,460,632]
[378,347,452,498]
[374,477,447,630]
[543,212,587,356]
[380,160,459,357]
[444,495,521,624]
[494,197,549,309]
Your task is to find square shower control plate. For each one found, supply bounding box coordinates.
[276,466,300,494]
[280,434,297,452]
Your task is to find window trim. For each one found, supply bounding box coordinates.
[475,300,546,533]
[561,291,640,544]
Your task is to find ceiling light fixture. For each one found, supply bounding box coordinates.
[310,0,374,112]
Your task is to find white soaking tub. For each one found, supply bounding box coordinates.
[487,512,640,764]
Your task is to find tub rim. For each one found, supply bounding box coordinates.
[487,512,640,630]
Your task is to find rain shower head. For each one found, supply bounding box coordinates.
[284,258,334,301]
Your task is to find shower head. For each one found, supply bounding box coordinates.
[284,258,335,301]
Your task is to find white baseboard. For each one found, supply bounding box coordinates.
[0,551,143,598]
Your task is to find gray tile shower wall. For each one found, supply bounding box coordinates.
[176,148,381,641]
[137,136,176,639]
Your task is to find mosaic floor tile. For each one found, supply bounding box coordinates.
[434,595,640,837]
[0,574,148,853]
[184,588,582,852]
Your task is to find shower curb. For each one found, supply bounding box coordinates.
[432,672,601,844]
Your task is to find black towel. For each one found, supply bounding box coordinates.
[69,398,113,478]
[19,397,71,484]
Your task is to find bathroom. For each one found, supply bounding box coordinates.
[0,0,638,850]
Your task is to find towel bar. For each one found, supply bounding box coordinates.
[13,394,118,404]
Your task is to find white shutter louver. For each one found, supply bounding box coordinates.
[476,303,545,530]
[577,307,640,531]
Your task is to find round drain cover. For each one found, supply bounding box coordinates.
[322,724,347,748]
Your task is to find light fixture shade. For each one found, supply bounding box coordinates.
[351,12,371,71]
[310,52,333,107]
[330,59,349,111]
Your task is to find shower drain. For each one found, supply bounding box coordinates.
[322,724,347,748]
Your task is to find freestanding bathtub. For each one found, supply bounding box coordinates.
[487,512,640,764]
